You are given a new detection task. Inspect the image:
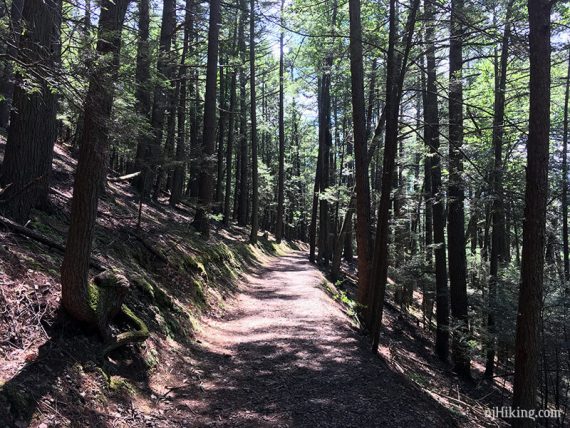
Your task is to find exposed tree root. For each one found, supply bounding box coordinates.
[101,304,149,357]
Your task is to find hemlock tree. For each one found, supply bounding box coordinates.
[61,0,132,329]
[448,0,471,379]
[0,0,61,223]
[192,0,221,237]
[512,0,551,423]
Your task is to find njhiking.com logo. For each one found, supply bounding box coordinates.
[485,407,564,421]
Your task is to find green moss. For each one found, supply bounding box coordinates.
[132,275,156,300]
[87,281,101,314]
[185,255,207,277]
[193,279,206,305]
[123,304,149,337]
[144,347,160,369]
[108,376,136,394]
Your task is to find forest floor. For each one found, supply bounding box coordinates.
[0,141,514,427]
[154,251,455,427]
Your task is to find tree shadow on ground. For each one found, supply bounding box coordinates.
[0,311,152,427]
[156,253,461,427]
[163,321,458,427]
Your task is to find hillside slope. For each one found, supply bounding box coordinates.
[0,143,510,427]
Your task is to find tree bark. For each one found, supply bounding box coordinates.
[0,0,24,129]
[170,0,193,206]
[448,0,471,379]
[61,0,131,325]
[138,0,177,198]
[133,0,152,177]
[275,0,286,243]
[423,0,449,361]
[192,0,221,237]
[562,50,570,282]
[237,0,249,226]
[215,61,227,208]
[0,0,61,223]
[369,0,420,349]
[512,0,551,423]
[485,0,512,378]
[249,0,259,243]
[224,32,238,225]
[348,0,372,307]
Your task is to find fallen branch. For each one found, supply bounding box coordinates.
[0,214,105,271]
[108,171,141,182]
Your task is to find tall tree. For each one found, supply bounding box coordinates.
[137,0,177,198]
[485,0,513,378]
[275,0,286,243]
[368,0,420,350]
[0,0,61,223]
[512,0,551,422]
[236,0,249,227]
[448,0,471,378]
[249,0,259,243]
[314,0,336,265]
[0,0,24,129]
[348,0,372,308]
[562,51,570,282]
[223,26,238,225]
[423,0,449,361]
[60,0,131,325]
[133,0,152,178]
[215,60,227,207]
[170,0,194,206]
[192,0,221,237]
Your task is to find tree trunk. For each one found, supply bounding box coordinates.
[318,72,332,265]
[485,0,512,378]
[512,0,551,423]
[423,0,449,361]
[562,50,570,282]
[368,0,420,350]
[275,0,286,244]
[0,0,61,223]
[224,36,238,225]
[170,0,193,206]
[348,0,372,308]
[61,0,131,325]
[215,61,227,208]
[249,0,259,243]
[192,0,221,237]
[133,0,152,177]
[138,0,177,199]
[237,0,248,227]
[0,0,24,129]
[448,0,471,379]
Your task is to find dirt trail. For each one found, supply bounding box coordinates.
[158,251,455,427]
